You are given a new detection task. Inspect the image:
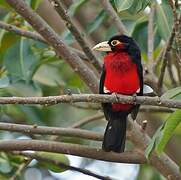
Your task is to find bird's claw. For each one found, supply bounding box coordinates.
[112,92,119,102]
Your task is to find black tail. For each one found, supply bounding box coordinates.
[102,114,127,153]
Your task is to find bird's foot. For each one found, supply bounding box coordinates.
[112,92,119,102]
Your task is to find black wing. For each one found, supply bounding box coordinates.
[99,66,112,121]
[129,48,143,120]
[99,66,106,94]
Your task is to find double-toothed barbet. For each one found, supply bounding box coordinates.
[93,35,143,153]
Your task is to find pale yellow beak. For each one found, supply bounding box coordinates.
[92,41,112,52]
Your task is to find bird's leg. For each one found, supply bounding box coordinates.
[132,93,137,105]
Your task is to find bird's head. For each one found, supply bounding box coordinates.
[92,35,139,53]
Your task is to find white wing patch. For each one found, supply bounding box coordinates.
[104,86,111,93]
[136,88,140,93]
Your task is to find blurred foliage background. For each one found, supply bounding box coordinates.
[0,0,180,179]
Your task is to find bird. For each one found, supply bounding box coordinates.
[92,35,143,153]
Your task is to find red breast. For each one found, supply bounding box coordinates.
[104,52,140,111]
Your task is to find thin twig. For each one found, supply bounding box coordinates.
[174,53,181,85]
[100,0,127,34]
[12,151,112,180]
[6,0,99,93]
[167,53,177,87]
[169,0,181,67]
[0,94,179,108]
[49,0,102,71]
[157,27,175,93]
[153,47,166,73]
[10,158,32,180]
[0,21,46,43]
[147,4,155,70]
[71,113,104,128]
[169,0,180,49]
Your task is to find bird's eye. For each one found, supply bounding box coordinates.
[111,40,119,46]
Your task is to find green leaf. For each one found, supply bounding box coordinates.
[145,124,165,159]
[9,80,42,97]
[132,20,161,53]
[123,20,137,35]
[0,159,12,174]
[17,105,45,125]
[128,0,151,14]
[36,152,70,173]
[155,2,173,41]
[68,0,88,16]
[161,87,181,100]
[4,39,41,82]
[34,64,65,87]
[86,10,107,34]
[156,110,181,154]
[0,31,19,59]
[0,153,12,174]
[114,0,134,12]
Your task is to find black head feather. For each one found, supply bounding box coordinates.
[109,35,139,52]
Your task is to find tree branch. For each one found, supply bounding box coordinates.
[100,0,127,34]
[6,0,99,93]
[153,46,165,73]
[0,94,179,108]
[0,21,46,43]
[0,139,146,164]
[49,0,102,71]
[12,151,111,180]
[0,122,103,141]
